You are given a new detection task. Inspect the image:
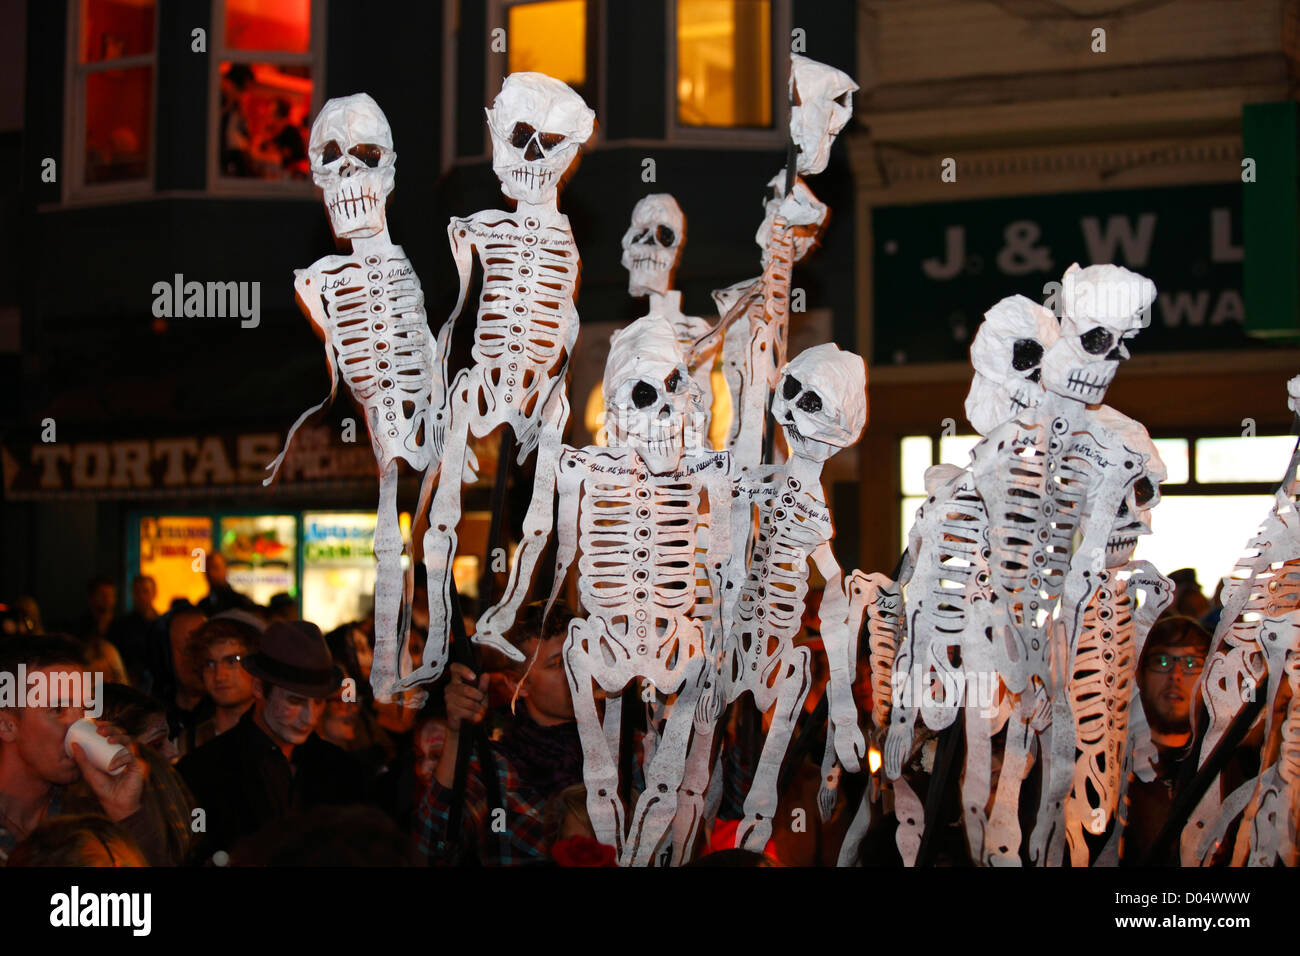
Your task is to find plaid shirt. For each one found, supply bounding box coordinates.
[414,745,550,866]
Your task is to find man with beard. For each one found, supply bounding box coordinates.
[415,603,585,865]
[1122,616,1211,864]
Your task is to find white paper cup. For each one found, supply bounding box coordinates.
[64,718,130,776]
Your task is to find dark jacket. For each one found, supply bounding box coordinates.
[177,709,364,862]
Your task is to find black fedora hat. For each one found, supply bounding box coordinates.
[242,620,343,698]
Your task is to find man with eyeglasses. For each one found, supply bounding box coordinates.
[191,615,263,750]
[1122,615,1211,864]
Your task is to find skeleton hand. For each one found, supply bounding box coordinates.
[831,713,867,774]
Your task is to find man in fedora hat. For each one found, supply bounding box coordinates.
[178,620,364,863]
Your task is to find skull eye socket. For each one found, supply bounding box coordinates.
[665,369,681,393]
[538,132,566,150]
[321,141,342,164]
[1011,338,1044,372]
[782,375,802,401]
[834,91,851,107]
[348,144,384,168]
[796,390,823,414]
[656,225,676,247]
[766,184,782,203]
[632,381,658,409]
[510,122,536,148]
[1081,326,1115,355]
[1134,477,1156,508]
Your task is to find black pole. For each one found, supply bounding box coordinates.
[478,430,518,608]
[914,721,963,867]
[618,684,637,809]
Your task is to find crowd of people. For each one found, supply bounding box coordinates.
[0,555,1234,867]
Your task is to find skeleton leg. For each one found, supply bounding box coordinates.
[1028,631,1077,866]
[671,668,721,865]
[474,384,569,654]
[407,376,474,689]
[984,691,1037,866]
[625,661,705,867]
[369,461,405,701]
[737,645,812,852]
[837,787,873,866]
[564,619,626,858]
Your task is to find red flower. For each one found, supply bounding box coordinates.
[551,836,617,867]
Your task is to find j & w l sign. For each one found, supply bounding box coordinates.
[873,183,1251,365]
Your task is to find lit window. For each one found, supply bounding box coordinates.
[68,0,157,192]
[137,515,212,614]
[492,0,596,114]
[1132,495,1273,598]
[676,0,772,128]
[1153,438,1189,484]
[211,0,323,187]
[508,1,587,86]
[896,431,1297,600]
[1195,435,1295,484]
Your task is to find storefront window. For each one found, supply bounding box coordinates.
[676,0,772,128]
[212,0,322,187]
[69,0,157,192]
[302,512,379,634]
[137,516,212,614]
[218,514,298,606]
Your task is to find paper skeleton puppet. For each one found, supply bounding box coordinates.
[1182,381,1300,866]
[969,263,1157,865]
[622,194,715,434]
[519,315,735,866]
[264,93,435,702]
[883,294,1058,814]
[401,73,596,690]
[674,344,868,858]
[1062,408,1171,867]
[708,55,856,473]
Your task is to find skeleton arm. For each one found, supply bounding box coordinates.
[812,541,866,772]
[429,218,477,466]
[543,447,585,626]
[264,264,341,486]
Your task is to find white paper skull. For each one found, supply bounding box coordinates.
[603,315,702,473]
[1094,407,1165,567]
[789,54,857,176]
[1041,263,1156,404]
[772,343,867,463]
[485,73,595,206]
[621,194,685,297]
[965,294,1060,435]
[308,93,396,240]
[755,173,828,265]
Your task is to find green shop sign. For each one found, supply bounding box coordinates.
[872,183,1252,366]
